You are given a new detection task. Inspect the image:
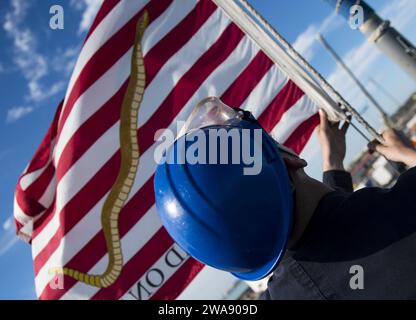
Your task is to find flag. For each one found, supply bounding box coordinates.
[13,0,320,300]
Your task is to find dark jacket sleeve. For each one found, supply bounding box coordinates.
[322,170,353,193]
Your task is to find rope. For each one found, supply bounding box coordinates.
[237,0,384,144]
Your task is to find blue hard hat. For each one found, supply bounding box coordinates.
[154,98,293,281]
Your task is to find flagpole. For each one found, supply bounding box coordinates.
[215,0,384,143]
[318,34,394,128]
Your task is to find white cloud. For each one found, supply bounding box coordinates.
[3,0,67,123]
[71,0,103,35]
[6,106,34,123]
[380,0,416,31]
[293,12,342,61]
[293,25,319,61]
[3,217,13,231]
[28,79,66,103]
[327,41,380,91]
[3,1,44,102]
[0,217,18,256]
[52,45,81,76]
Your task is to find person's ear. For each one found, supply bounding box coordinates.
[282,154,308,170]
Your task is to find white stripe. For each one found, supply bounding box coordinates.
[270,95,317,143]
[14,196,46,242]
[14,196,32,226]
[142,0,197,55]
[34,36,260,297]
[19,163,50,191]
[38,175,56,209]
[241,65,288,117]
[63,0,149,109]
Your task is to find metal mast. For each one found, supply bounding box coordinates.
[324,0,416,81]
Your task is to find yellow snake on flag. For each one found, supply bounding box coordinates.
[49,11,149,288]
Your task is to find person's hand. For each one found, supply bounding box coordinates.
[317,109,349,171]
[368,129,416,168]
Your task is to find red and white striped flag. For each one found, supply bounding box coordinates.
[14,0,320,300]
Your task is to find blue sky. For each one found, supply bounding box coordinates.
[0,0,415,299]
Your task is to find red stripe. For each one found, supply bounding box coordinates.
[24,101,62,174]
[16,162,54,221]
[15,219,23,231]
[83,0,120,43]
[151,259,204,300]
[145,0,217,85]
[32,199,56,237]
[25,163,55,202]
[257,80,304,132]
[15,185,46,218]
[284,113,319,154]
[57,0,172,138]
[15,218,31,243]
[92,228,173,300]
[221,50,274,107]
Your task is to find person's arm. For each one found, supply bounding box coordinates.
[322,170,353,193]
[369,129,416,168]
[317,109,353,192]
